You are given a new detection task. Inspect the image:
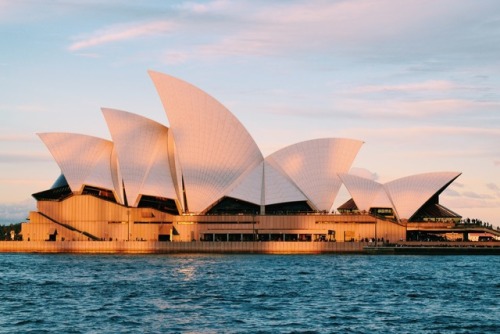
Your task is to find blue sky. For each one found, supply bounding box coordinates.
[1,0,499,226]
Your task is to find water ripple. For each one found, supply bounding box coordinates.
[0,254,498,333]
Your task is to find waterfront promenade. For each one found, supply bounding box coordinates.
[0,240,366,254]
[0,240,498,254]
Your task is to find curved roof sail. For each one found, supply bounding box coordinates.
[267,138,363,212]
[226,161,264,206]
[149,71,264,213]
[38,132,117,197]
[35,71,463,221]
[263,160,308,205]
[102,108,178,207]
[338,173,391,212]
[384,172,461,220]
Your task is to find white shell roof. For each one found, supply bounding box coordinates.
[384,171,461,220]
[266,138,363,211]
[338,173,391,212]
[102,108,178,207]
[85,145,119,195]
[371,187,394,209]
[109,147,124,204]
[149,71,264,213]
[36,71,462,219]
[168,130,185,211]
[227,161,264,205]
[263,160,308,205]
[38,133,117,195]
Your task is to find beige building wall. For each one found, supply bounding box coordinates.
[23,195,406,243]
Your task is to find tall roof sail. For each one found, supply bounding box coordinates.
[149,71,264,213]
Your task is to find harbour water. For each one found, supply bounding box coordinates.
[0,254,498,333]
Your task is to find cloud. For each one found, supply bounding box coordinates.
[59,0,500,70]
[197,0,433,56]
[0,104,49,113]
[349,167,379,181]
[486,183,500,191]
[346,80,458,94]
[0,198,35,225]
[176,0,232,14]
[0,134,38,142]
[68,20,176,51]
[163,51,191,65]
[443,188,460,197]
[486,183,500,198]
[0,0,22,18]
[462,191,495,200]
[444,197,500,209]
[334,126,500,142]
[0,178,51,186]
[264,96,500,122]
[332,99,500,119]
[0,153,52,163]
[441,184,500,210]
[166,0,500,66]
[71,53,101,58]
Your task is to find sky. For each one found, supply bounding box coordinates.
[0,0,499,227]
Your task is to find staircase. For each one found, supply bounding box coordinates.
[38,212,101,241]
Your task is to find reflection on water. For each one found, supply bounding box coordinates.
[0,254,498,333]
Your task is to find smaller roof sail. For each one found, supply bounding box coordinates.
[38,133,116,196]
[383,171,461,220]
[338,173,391,212]
[263,160,308,206]
[102,108,178,207]
[226,161,264,206]
[266,138,364,212]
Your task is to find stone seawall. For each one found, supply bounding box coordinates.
[0,241,366,254]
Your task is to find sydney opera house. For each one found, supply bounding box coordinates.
[21,71,462,244]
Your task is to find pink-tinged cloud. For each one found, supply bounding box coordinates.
[68,21,176,51]
[335,126,500,140]
[72,53,101,59]
[346,80,458,94]
[186,0,487,59]
[443,197,500,209]
[486,183,500,191]
[443,188,461,197]
[0,134,38,142]
[177,0,232,14]
[348,167,378,181]
[462,191,495,200]
[0,153,52,163]
[163,51,191,65]
[333,99,500,118]
[0,178,50,186]
[266,98,500,120]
